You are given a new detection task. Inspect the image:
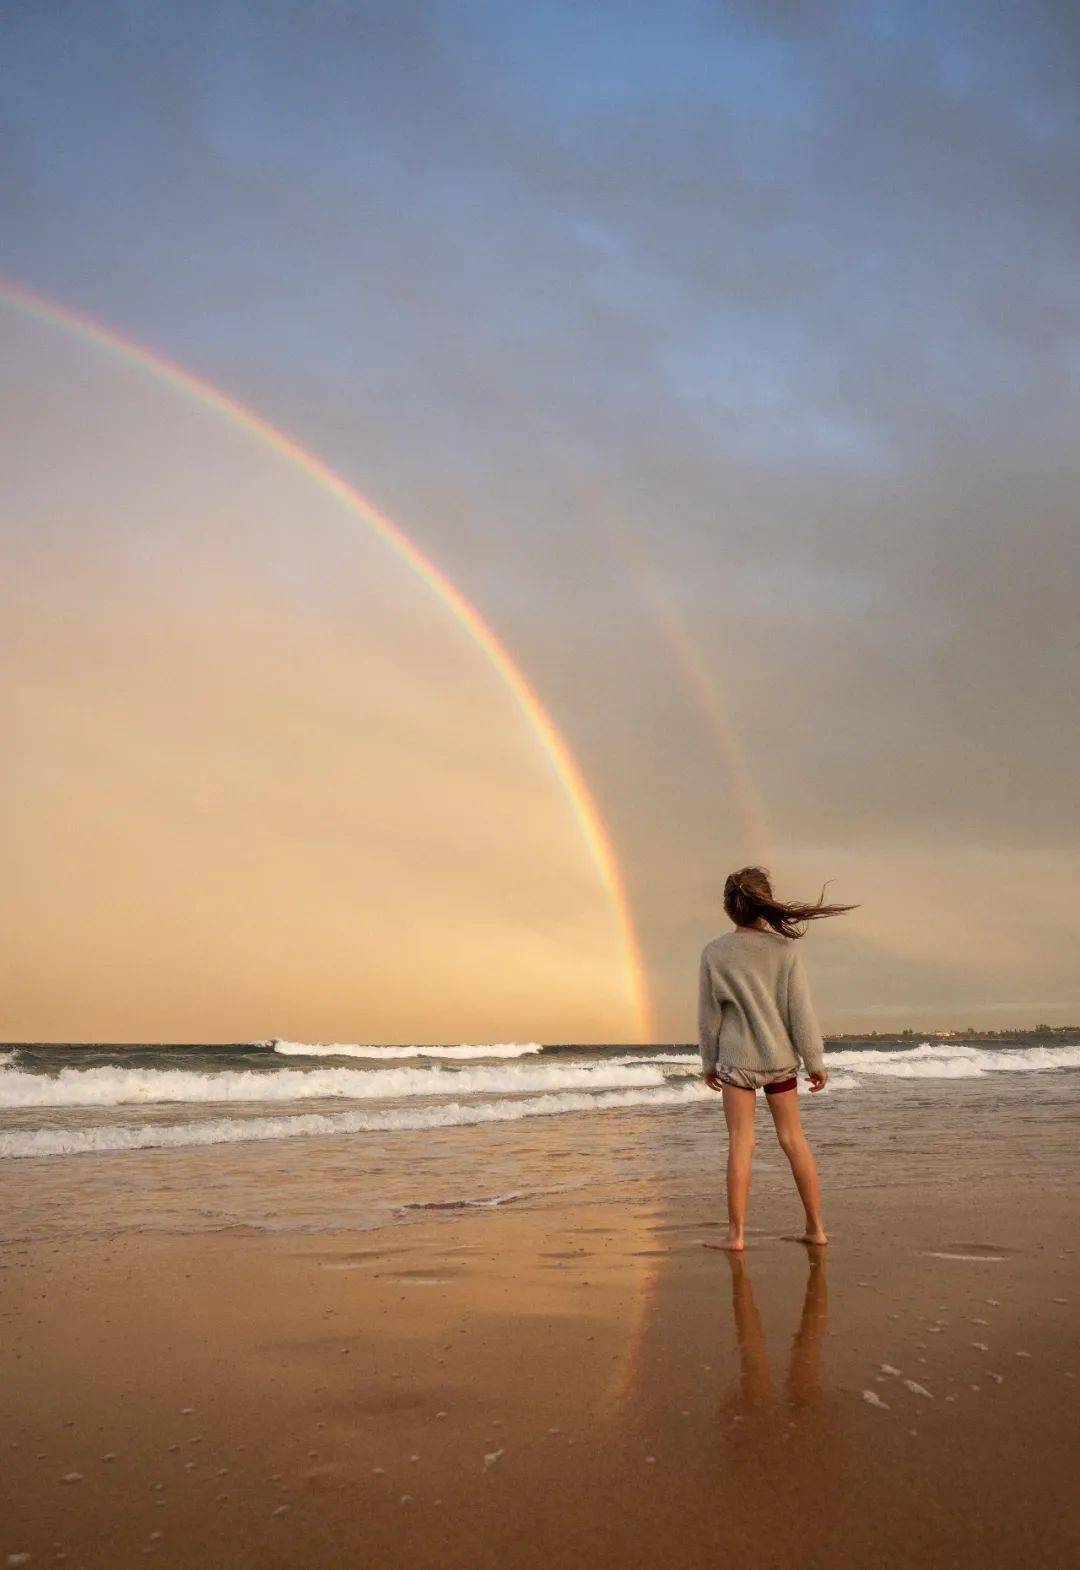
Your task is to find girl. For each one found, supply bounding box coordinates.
[699,867,854,1250]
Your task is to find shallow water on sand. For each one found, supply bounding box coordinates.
[1,1037,1077,1243]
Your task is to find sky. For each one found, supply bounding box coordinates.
[2,0,1078,1042]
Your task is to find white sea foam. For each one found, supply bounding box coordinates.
[923,1251,1006,1263]
[0,1082,706,1159]
[272,1040,543,1060]
[400,1189,541,1212]
[833,1041,1080,1078]
[0,1060,673,1111]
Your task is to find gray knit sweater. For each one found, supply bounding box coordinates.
[698,930,825,1076]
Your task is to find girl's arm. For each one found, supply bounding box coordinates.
[699,949,720,1080]
[786,949,827,1084]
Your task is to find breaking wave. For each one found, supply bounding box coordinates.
[836,1041,1080,1078]
[0,1082,706,1159]
[272,1040,543,1060]
[0,1060,671,1111]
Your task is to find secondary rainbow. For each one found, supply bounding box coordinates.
[1,280,652,1042]
[604,517,772,862]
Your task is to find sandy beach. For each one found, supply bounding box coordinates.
[3,1151,1077,1570]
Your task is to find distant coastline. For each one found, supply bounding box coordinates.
[828,1023,1080,1041]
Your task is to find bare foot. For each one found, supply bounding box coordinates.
[797,1229,828,1246]
[704,1231,746,1251]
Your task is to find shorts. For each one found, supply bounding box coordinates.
[713,1064,798,1095]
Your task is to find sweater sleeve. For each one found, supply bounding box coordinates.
[785,949,825,1073]
[698,949,719,1073]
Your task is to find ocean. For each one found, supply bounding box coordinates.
[2,1035,1078,1245]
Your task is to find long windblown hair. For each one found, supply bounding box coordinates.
[723,866,856,940]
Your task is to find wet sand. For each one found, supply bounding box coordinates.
[2,1175,1077,1570]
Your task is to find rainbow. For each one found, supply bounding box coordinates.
[1,280,653,1042]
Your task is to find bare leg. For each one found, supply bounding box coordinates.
[765,1088,828,1244]
[705,1084,756,1250]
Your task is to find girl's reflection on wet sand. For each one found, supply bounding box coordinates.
[723,1248,828,1418]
